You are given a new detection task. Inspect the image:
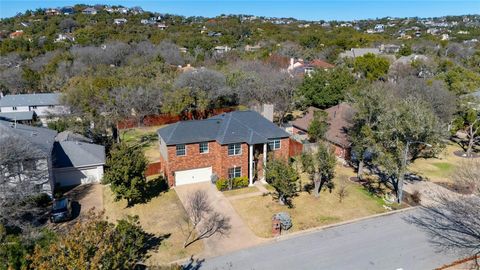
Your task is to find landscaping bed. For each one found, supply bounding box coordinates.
[222,186,259,197]
[102,186,203,264]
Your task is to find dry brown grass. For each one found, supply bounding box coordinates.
[222,186,260,197]
[121,126,164,162]
[103,187,203,264]
[408,143,464,183]
[230,164,387,238]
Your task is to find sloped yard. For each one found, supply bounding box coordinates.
[229,164,389,238]
[120,126,164,162]
[102,186,203,264]
[408,143,464,183]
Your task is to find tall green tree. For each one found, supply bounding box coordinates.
[451,108,479,157]
[354,53,390,81]
[374,97,446,202]
[297,67,355,109]
[301,143,336,197]
[265,158,299,207]
[103,143,148,206]
[307,110,329,142]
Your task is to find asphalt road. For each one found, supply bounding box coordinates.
[193,209,461,270]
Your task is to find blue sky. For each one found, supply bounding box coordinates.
[0,0,479,20]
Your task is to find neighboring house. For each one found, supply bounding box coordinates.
[214,45,231,54]
[82,7,98,15]
[245,44,262,52]
[339,48,381,58]
[0,121,106,196]
[0,111,37,124]
[157,23,167,30]
[113,18,128,25]
[157,111,291,187]
[55,33,75,43]
[290,103,354,160]
[0,93,69,126]
[45,8,61,16]
[61,6,75,15]
[9,30,24,39]
[52,139,105,187]
[380,44,401,54]
[0,120,57,196]
[287,58,335,76]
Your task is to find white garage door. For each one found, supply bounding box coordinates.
[175,167,212,186]
[54,166,103,187]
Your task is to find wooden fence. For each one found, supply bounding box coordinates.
[145,161,162,177]
[118,107,237,129]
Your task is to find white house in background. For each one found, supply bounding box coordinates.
[55,33,75,43]
[82,7,97,15]
[113,18,128,25]
[214,45,231,54]
[0,93,69,126]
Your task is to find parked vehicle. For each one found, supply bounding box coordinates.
[50,198,72,223]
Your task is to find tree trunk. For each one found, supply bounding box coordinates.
[396,172,404,204]
[357,160,364,180]
[466,126,475,157]
[313,172,321,197]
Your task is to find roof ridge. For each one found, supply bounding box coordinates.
[167,122,179,143]
[218,113,232,142]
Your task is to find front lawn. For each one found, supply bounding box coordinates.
[103,186,203,265]
[408,143,464,183]
[222,186,260,197]
[229,164,389,238]
[120,126,164,162]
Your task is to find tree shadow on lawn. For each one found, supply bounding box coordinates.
[127,176,170,208]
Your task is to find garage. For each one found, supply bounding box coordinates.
[175,167,212,186]
[54,165,104,187]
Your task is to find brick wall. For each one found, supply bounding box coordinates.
[163,141,249,186]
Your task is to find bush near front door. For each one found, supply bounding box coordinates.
[216,177,249,191]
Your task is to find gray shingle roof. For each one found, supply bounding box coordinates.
[0,93,61,107]
[0,120,57,156]
[53,141,105,168]
[158,110,289,145]
[0,111,35,121]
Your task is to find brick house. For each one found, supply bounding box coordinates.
[291,103,354,160]
[157,111,290,187]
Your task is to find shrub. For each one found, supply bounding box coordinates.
[215,179,229,191]
[215,177,249,191]
[233,176,249,188]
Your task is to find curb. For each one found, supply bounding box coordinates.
[168,206,417,266]
[273,206,417,242]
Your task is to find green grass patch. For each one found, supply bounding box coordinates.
[431,162,455,171]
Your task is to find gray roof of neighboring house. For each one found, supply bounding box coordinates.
[0,120,57,156]
[0,111,35,121]
[0,93,61,107]
[55,131,93,143]
[53,141,105,168]
[339,48,381,58]
[394,54,429,65]
[158,110,290,145]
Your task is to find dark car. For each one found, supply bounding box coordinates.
[50,198,72,223]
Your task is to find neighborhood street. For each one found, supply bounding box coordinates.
[196,209,462,270]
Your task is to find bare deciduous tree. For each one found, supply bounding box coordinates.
[0,135,50,230]
[454,160,480,195]
[180,190,231,248]
[407,195,480,267]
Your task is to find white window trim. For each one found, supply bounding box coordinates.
[228,166,242,179]
[228,143,242,156]
[176,144,186,156]
[268,139,281,150]
[199,142,209,154]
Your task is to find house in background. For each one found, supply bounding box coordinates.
[157,111,291,187]
[82,7,98,15]
[113,18,128,25]
[0,121,106,196]
[287,58,335,76]
[0,93,69,126]
[291,103,354,160]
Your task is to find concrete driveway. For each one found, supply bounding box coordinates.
[174,182,265,257]
[198,208,461,270]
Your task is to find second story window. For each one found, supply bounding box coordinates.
[199,142,209,154]
[176,144,186,156]
[12,107,17,111]
[228,143,242,156]
[268,139,281,150]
